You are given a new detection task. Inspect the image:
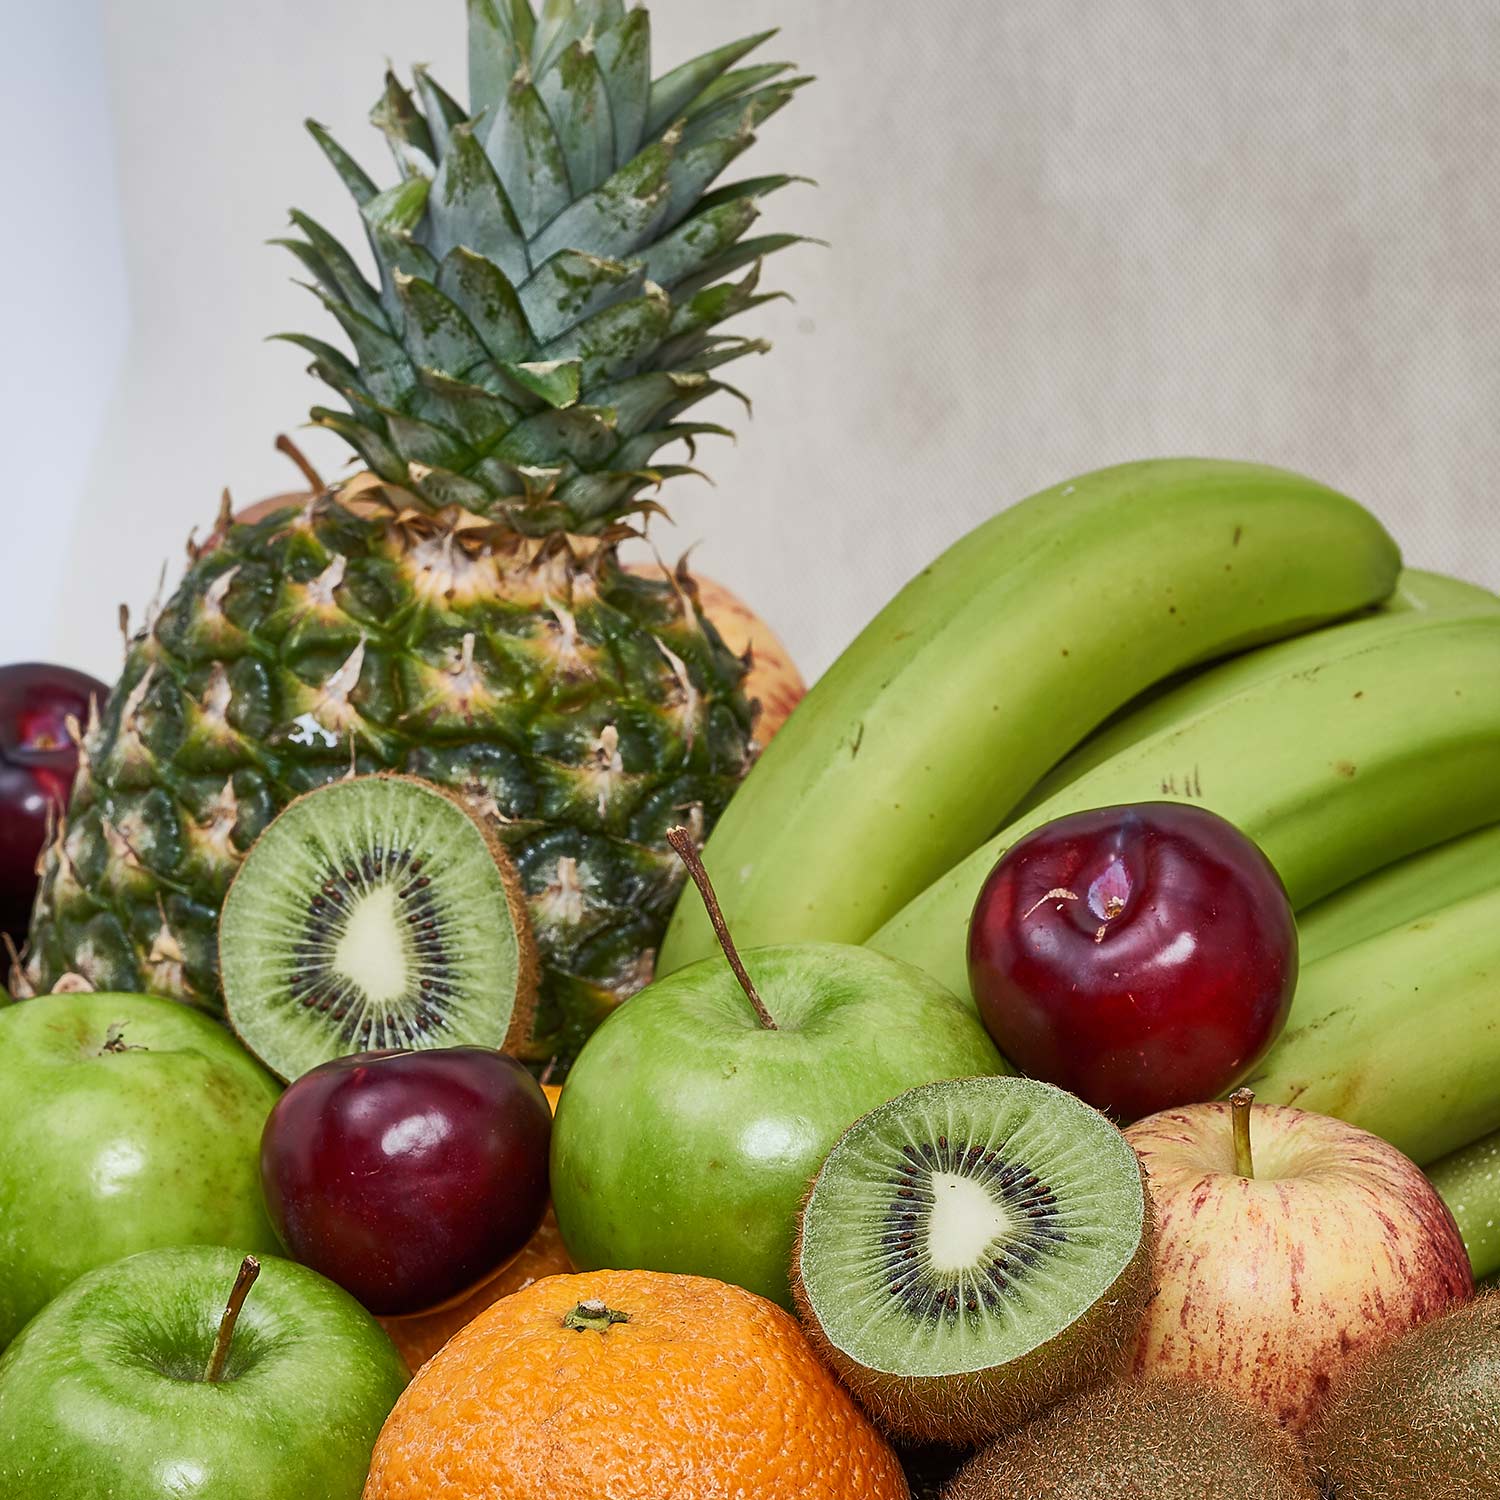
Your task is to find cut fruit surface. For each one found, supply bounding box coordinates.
[221,775,535,1081]
[793,1074,1153,1445]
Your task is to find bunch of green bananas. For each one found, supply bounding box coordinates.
[660,457,1409,966]
[657,457,1500,1268]
[1268,824,1500,1281]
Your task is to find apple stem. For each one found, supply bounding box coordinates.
[203,1255,261,1384]
[275,432,326,494]
[666,825,778,1030]
[1230,1088,1256,1179]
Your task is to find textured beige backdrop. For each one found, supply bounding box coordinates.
[55,0,1500,682]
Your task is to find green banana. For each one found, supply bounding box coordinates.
[1427,1131,1500,1281]
[1242,883,1500,1163]
[1013,567,1500,816]
[1298,821,1500,966]
[1389,568,1500,613]
[658,459,1399,973]
[869,611,1500,1001]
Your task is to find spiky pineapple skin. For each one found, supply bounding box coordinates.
[22,495,754,1066]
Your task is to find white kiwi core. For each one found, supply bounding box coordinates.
[334,886,409,1005]
[927,1172,1015,1271]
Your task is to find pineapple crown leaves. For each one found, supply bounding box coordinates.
[275,0,813,537]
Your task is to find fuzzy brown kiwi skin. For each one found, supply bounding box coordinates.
[1306,1290,1500,1500]
[220,772,540,1061]
[789,1118,1160,1448]
[946,1378,1320,1500]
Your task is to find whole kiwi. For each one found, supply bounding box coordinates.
[946,1379,1318,1500]
[1307,1291,1499,1499]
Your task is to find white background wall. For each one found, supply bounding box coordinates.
[3,0,128,666]
[11,1,1500,684]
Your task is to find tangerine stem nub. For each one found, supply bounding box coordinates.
[564,1299,631,1333]
[666,825,778,1030]
[1229,1088,1256,1180]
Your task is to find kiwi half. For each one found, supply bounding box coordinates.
[791,1075,1155,1447]
[947,1379,1319,1499]
[1307,1291,1500,1499]
[220,774,536,1080]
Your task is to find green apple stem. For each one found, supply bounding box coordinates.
[666,825,779,1030]
[203,1255,261,1384]
[1230,1088,1256,1179]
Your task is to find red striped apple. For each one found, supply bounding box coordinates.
[1126,1090,1472,1430]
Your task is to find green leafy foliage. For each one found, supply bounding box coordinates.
[280,0,810,534]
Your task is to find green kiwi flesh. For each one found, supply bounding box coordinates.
[947,1379,1319,1499]
[791,1075,1155,1446]
[1307,1291,1500,1499]
[220,775,536,1080]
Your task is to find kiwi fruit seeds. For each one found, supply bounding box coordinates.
[947,1378,1318,1499]
[221,774,536,1080]
[791,1074,1156,1446]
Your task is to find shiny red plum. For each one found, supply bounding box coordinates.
[260,1047,551,1315]
[0,663,107,948]
[967,802,1298,1120]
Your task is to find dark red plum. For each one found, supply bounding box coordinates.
[260,1047,551,1315]
[0,663,107,949]
[967,802,1297,1120]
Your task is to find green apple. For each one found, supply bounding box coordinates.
[551,940,1004,1307]
[0,992,282,1347]
[0,1245,408,1497]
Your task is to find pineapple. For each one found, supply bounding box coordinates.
[18,0,808,1069]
